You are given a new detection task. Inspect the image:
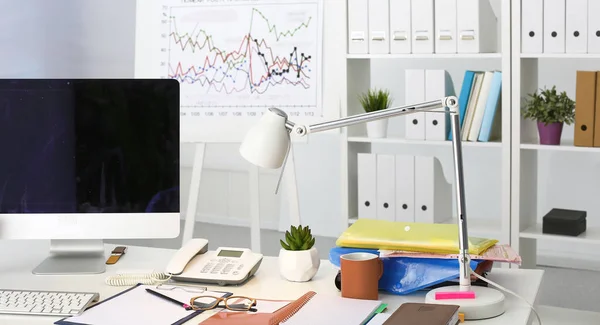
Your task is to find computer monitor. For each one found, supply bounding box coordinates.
[0,79,181,275]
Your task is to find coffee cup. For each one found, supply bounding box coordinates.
[339,252,383,300]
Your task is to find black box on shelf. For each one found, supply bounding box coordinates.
[542,208,586,237]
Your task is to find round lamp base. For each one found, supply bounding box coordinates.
[425,286,505,320]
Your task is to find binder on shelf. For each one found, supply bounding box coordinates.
[414,156,452,224]
[434,0,457,54]
[574,71,597,147]
[395,155,415,222]
[389,0,412,54]
[405,69,426,140]
[449,70,476,140]
[477,71,502,142]
[565,0,587,54]
[594,73,600,147]
[357,153,377,219]
[425,69,451,141]
[467,71,494,141]
[543,0,566,53]
[376,154,395,221]
[456,0,497,53]
[348,0,369,54]
[411,0,434,54]
[589,0,600,54]
[521,0,544,54]
[368,0,390,54]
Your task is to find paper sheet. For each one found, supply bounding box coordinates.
[379,244,522,264]
[56,285,229,325]
[281,294,382,325]
[366,313,391,325]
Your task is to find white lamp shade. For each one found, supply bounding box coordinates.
[239,108,290,169]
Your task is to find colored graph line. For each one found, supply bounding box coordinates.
[166,6,315,95]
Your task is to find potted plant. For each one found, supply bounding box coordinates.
[358,88,393,138]
[278,225,320,282]
[521,86,575,145]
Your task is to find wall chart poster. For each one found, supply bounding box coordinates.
[135,0,324,142]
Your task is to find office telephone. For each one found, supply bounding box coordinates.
[105,238,263,287]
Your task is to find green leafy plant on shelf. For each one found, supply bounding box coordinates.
[358,88,393,113]
[521,86,575,125]
[280,225,315,251]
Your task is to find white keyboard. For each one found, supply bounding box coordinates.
[0,289,99,317]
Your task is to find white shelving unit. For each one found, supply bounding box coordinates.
[511,0,600,270]
[339,0,512,246]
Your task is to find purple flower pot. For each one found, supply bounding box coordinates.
[537,122,563,145]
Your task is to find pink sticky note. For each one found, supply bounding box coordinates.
[435,291,476,300]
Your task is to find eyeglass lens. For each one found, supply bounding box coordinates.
[191,296,255,311]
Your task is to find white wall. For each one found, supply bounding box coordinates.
[2,0,598,265]
[0,0,344,238]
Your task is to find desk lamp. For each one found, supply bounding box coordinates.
[239,96,505,320]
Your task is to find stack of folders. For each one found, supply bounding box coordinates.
[348,0,497,55]
[403,69,502,143]
[574,71,600,147]
[522,0,600,54]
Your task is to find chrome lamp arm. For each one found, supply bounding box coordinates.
[240,95,471,291]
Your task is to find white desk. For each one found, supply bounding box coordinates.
[0,241,544,325]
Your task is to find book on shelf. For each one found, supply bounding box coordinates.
[456,70,502,142]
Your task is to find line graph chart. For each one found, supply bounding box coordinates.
[135,0,323,142]
[169,0,320,114]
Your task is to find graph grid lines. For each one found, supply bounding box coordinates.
[163,0,322,116]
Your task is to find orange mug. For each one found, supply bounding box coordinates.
[340,252,383,300]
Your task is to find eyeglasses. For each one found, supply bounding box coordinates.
[189,295,257,312]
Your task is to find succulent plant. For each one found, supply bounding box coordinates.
[280,225,315,251]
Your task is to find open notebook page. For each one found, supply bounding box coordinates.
[281,294,382,325]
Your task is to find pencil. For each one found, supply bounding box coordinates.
[145,288,192,310]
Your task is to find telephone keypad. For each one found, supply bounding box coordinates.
[201,258,244,275]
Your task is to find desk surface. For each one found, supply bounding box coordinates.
[0,240,543,325]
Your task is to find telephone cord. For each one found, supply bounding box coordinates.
[104,271,173,286]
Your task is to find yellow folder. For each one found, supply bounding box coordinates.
[336,219,497,255]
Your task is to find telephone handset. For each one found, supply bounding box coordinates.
[165,238,210,275]
[105,238,263,287]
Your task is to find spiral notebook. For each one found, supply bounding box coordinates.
[200,291,383,325]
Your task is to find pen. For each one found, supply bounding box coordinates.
[145,288,192,310]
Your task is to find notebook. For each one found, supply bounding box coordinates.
[200,291,383,325]
[54,284,232,325]
[382,303,460,325]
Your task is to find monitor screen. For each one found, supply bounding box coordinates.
[0,79,180,214]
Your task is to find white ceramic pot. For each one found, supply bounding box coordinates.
[278,247,320,282]
[366,119,388,138]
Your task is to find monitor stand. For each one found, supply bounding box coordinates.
[32,239,106,275]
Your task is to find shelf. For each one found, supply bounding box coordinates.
[346,53,502,59]
[520,53,600,59]
[520,140,600,153]
[521,224,600,245]
[348,136,502,148]
[347,217,502,240]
